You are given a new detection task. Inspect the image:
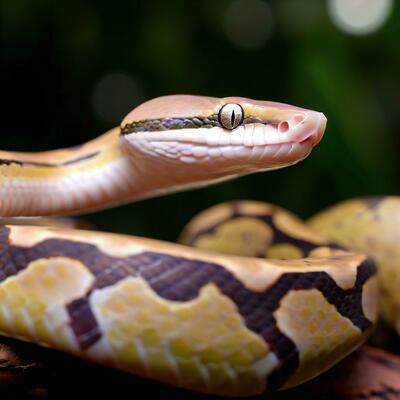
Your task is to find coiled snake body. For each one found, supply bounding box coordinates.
[0,95,384,396]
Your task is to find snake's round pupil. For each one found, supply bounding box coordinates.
[218,103,244,130]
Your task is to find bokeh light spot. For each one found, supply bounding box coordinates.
[223,0,273,49]
[92,73,143,124]
[328,0,393,35]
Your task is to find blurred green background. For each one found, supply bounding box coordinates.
[2,0,400,241]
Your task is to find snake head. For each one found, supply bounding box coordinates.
[120,95,326,185]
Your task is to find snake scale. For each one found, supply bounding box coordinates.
[0,95,391,397]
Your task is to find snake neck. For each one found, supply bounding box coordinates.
[0,129,143,216]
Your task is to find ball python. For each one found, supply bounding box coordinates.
[0,95,379,396]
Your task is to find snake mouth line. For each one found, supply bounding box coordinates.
[143,134,319,149]
[147,139,315,148]
[131,124,322,149]
[138,139,313,165]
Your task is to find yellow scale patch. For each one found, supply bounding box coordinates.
[0,257,94,351]
[90,277,278,396]
[193,217,273,257]
[274,289,362,389]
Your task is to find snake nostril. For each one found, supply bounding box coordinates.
[278,121,289,133]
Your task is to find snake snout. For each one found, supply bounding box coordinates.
[311,111,327,146]
[284,110,327,146]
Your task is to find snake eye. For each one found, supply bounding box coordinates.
[218,103,244,130]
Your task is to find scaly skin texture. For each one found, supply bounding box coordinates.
[180,199,400,396]
[0,224,377,395]
[309,197,400,335]
[0,95,378,396]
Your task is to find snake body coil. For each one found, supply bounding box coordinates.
[0,95,379,396]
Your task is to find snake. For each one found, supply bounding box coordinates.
[0,95,380,397]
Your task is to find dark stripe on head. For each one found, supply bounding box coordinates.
[121,115,220,134]
[120,116,274,135]
[0,151,100,168]
[0,227,375,389]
